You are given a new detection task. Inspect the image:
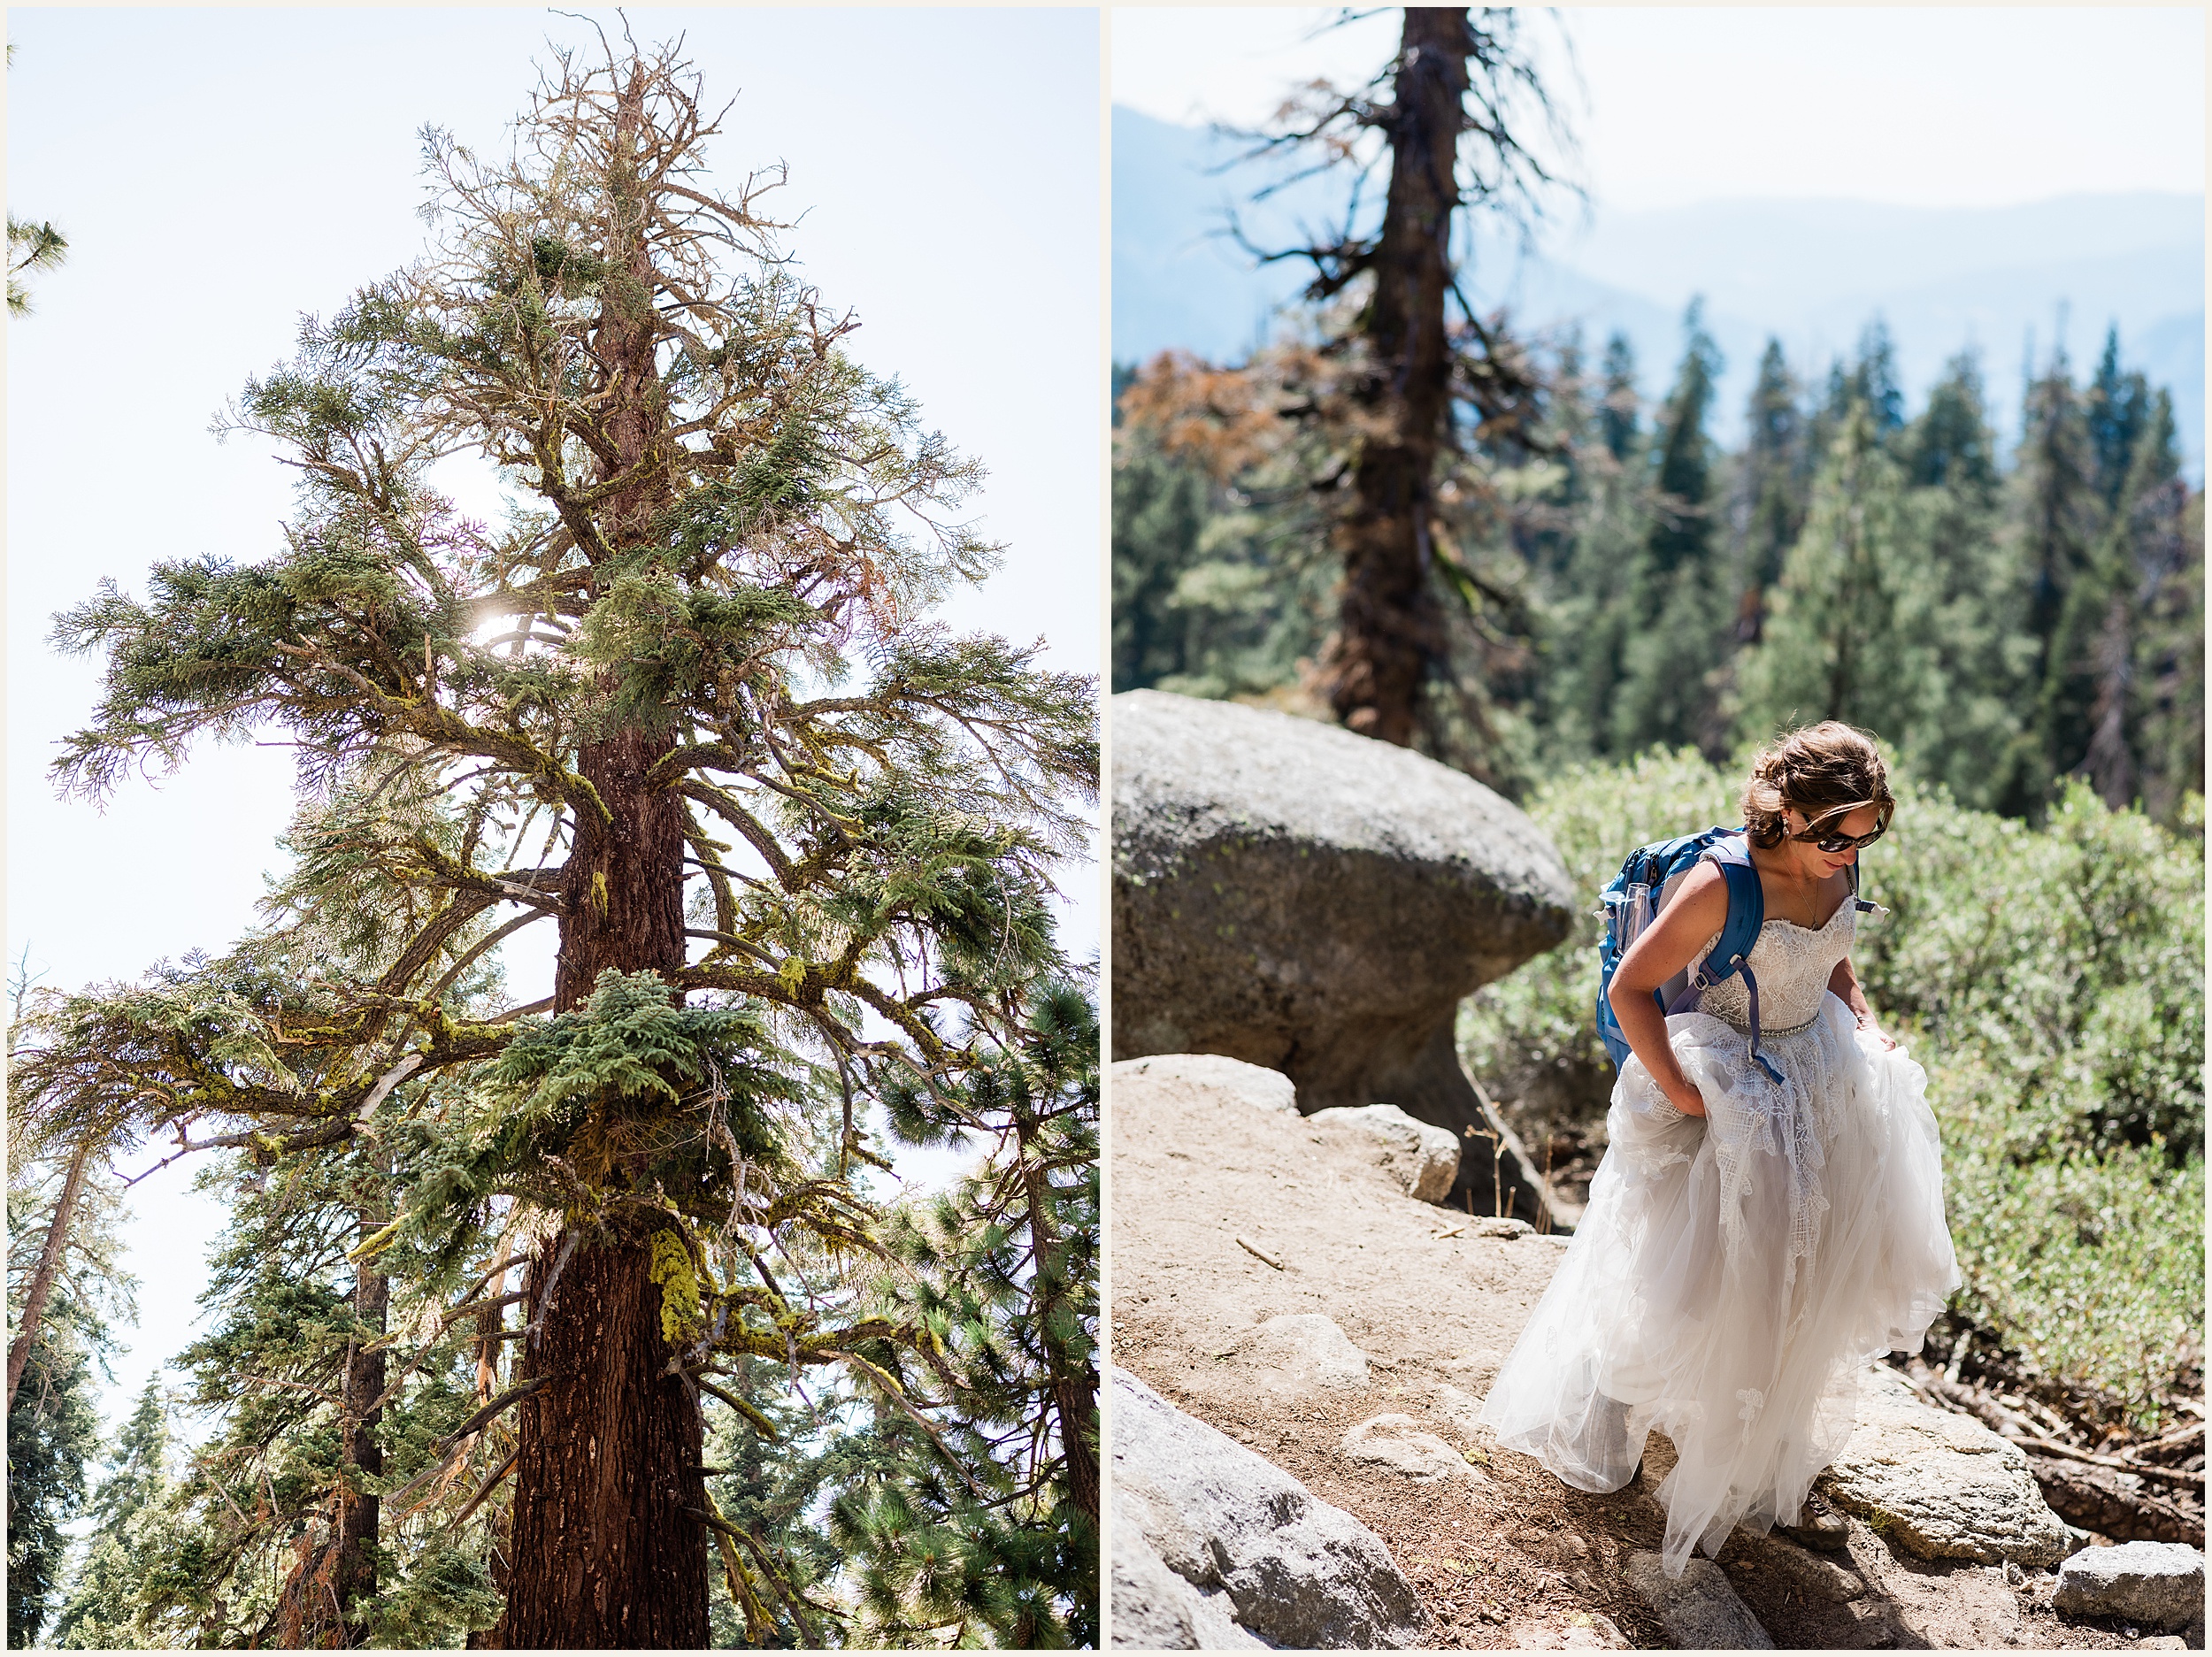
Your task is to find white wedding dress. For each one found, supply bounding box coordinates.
[1479,901,1960,1576]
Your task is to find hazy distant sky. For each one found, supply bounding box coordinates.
[7,6,1100,1436]
[1111,7,2206,211]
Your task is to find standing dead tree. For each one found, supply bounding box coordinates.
[1128,7,1574,777]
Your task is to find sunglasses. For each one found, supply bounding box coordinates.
[1788,809,1889,854]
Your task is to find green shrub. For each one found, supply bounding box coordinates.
[1463,750,2205,1417]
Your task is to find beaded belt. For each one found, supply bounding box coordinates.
[1722,1011,1820,1041]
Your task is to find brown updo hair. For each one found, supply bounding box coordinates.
[1741,722,1896,849]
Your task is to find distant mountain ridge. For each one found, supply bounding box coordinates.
[1112,105,2205,470]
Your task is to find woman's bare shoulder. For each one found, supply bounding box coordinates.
[1664,860,1732,925]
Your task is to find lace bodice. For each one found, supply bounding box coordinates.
[1697,901,1855,1035]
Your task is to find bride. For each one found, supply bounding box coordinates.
[1479,722,1960,1576]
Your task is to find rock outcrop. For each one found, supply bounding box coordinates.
[1818,1366,2071,1568]
[1621,1552,1774,1649]
[1341,1413,1482,1484]
[1306,1104,1460,1202]
[1237,1313,1372,1394]
[1110,689,1575,1216]
[1110,1367,1429,1649]
[2054,1540,2205,1630]
[1110,1051,1299,1116]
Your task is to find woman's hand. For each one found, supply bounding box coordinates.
[1664,1076,1709,1118]
[1831,956,1896,1047]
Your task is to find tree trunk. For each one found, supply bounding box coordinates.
[334,1215,388,1640]
[2081,587,2138,807]
[1017,1151,1098,1525]
[5,1138,92,1415]
[498,731,700,1647]
[1317,7,1470,747]
[493,1239,705,1648]
[496,63,703,1639]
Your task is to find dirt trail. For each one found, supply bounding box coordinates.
[1110,1068,2172,1650]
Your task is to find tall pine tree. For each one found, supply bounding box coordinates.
[52,1377,173,1648]
[1611,300,1730,756]
[1737,399,1943,748]
[2086,324,2151,510]
[2012,344,2108,810]
[1229,6,1563,757]
[15,39,1094,1648]
[1732,336,1807,644]
[6,1085,135,1649]
[1892,350,2038,810]
[2044,381,2196,810]
[1598,330,1641,464]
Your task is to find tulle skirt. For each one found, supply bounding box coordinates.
[1479,994,1960,1576]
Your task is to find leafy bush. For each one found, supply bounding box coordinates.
[1462,750,2205,1418]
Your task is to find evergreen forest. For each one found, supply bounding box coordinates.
[1116,313,2202,825]
[9,41,1096,1651]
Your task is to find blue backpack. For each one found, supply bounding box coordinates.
[1593,826,1870,1086]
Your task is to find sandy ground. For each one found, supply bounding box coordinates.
[1110,1075,2185,1650]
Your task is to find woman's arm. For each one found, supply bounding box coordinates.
[1608,863,1732,1118]
[1826,955,1898,1049]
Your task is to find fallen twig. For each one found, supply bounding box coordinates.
[2011,1435,2207,1489]
[2027,1456,2205,1547]
[1235,1235,1284,1270]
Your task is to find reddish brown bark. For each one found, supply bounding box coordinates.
[1018,1152,1098,1525]
[502,730,700,1646]
[493,1239,705,1648]
[5,1138,92,1415]
[552,727,690,1013]
[493,60,706,1649]
[1317,7,1471,748]
[334,1242,388,1639]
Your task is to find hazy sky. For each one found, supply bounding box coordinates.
[1111,7,2207,211]
[7,6,1101,1437]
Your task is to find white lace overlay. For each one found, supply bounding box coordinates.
[1479,908,1960,1579]
[1699,899,1856,1034]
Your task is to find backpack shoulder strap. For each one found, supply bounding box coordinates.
[1699,832,1764,974]
[1849,861,1879,913]
[1699,831,1785,1084]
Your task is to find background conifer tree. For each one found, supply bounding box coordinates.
[1847,317,1908,441]
[1886,351,2036,809]
[1737,400,1944,748]
[5,1043,136,1651]
[1536,332,1644,762]
[2046,387,2194,810]
[2087,325,2152,510]
[1597,330,1641,464]
[1733,337,1807,645]
[4,1308,101,1648]
[1611,301,1730,756]
[4,1180,130,1646]
[51,1377,173,1649]
[829,982,1099,1647]
[2012,346,2108,809]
